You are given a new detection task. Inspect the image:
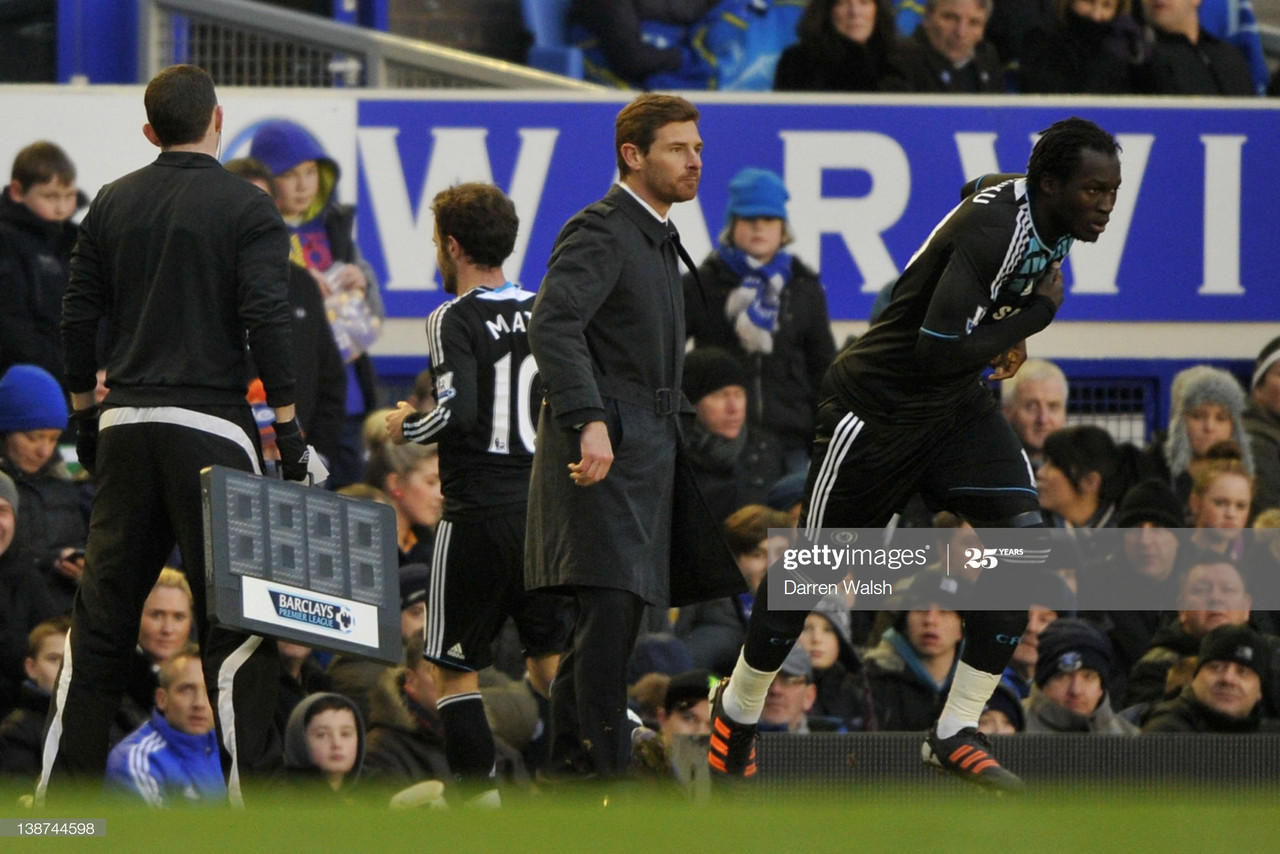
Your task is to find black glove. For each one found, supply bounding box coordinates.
[70,405,100,476]
[274,417,310,483]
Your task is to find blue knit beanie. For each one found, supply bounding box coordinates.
[1034,617,1112,689]
[0,365,67,432]
[725,167,789,226]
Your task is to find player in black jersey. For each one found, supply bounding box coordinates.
[709,117,1122,790]
[387,183,567,805]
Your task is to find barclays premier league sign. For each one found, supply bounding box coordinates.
[201,466,401,662]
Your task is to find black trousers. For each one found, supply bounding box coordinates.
[547,586,645,779]
[744,391,1041,676]
[38,405,280,804]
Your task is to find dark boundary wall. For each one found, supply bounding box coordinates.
[671,733,1280,796]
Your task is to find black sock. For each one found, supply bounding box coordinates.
[959,610,1027,674]
[741,569,811,671]
[437,692,496,787]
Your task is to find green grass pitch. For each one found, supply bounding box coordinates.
[9,784,1280,854]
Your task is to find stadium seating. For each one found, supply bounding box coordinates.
[522,0,585,79]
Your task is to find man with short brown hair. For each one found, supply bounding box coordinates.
[105,646,227,805]
[526,93,707,780]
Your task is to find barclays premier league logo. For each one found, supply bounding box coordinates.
[269,590,355,634]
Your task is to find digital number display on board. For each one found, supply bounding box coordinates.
[201,466,402,663]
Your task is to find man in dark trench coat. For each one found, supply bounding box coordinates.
[526,93,709,780]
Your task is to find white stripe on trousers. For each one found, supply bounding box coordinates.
[35,405,262,804]
[425,520,453,661]
[100,405,262,475]
[34,625,76,806]
[218,634,263,808]
[806,412,865,538]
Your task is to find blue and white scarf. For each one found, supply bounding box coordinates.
[719,244,792,355]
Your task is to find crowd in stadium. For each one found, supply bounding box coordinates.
[1,0,1278,809]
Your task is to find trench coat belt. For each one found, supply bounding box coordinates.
[596,376,678,417]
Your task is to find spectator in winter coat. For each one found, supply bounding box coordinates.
[683,168,835,473]
[680,347,786,526]
[797,596,875,731]
[105,646,226,806]
[0,140,84,389]
[0,471,58,719]
[882,0,1003,92]
[0,616,68,778]
[283,692,366,794]
[774,0,898,92]
[1142,624,1270,733]
[248,119,385,489]
[1024,617,1138,734]
[0,364,89,614]
[1244,336,1280,521]
[864,604,963,730]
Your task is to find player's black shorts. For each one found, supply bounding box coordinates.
[803,386,1039,535]
[423,507,569,672]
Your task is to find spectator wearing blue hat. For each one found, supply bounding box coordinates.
[0,364,89,614]
[683,167,836,476]
[1024,617,1138,735]
[248,119,385,490]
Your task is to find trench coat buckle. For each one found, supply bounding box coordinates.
[654,388,675,416]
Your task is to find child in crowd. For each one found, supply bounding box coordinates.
[0,617,69,779]
[248,120,384,488]
[0,141,83,388]
[284,692,366,794]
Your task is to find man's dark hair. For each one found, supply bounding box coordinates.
[223,156,276,192]
[615,93,700,176]
[1042,424,1124,502]
[144,64,218,148]
[431,182,518,269]
[304,694,360,727]
[10,141,76,190]
[1027,117,1120,188]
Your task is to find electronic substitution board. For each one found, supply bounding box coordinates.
[201,465,401,662]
